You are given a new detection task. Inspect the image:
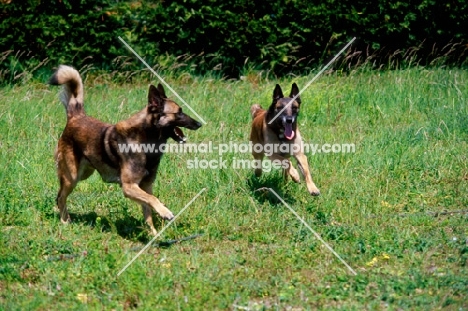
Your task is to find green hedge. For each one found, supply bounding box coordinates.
[1,0,467,81]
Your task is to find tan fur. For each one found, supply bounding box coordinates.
[249,84,320,196]
[51,65,84,117]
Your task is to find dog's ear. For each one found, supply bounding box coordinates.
[157,83,167,98]
[273,84,284,103]
[148,85,164,113]
[289,83,301,105]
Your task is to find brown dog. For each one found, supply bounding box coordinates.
[49,65,201,235]
[250,83,320,196]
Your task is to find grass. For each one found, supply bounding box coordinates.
[0,67,467,310]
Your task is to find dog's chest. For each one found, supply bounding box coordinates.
[145,152,164,170]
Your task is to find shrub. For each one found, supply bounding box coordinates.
[1,0,467,82]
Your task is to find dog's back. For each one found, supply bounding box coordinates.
[49,65,84,119]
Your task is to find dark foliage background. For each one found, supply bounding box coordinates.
[1,0,467,81]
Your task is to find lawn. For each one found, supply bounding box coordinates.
[0,67,467,310]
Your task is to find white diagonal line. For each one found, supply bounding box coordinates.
[117,188,206,277]
[266,188,357,275]
[118,36,207,125]
[269,37,356,124]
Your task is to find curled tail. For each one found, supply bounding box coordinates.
[250,104,263,119]
[48,65,84,118]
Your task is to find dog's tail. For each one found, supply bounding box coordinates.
[250,104,263,119]
[49,65,84,118]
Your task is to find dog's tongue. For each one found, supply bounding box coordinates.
[284,123,295,140]
[174,127,187,143]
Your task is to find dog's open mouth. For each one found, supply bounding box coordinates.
[283,122,295,140]
[171,126,187,143]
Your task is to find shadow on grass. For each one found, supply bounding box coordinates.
[66,211,147,243]
[61,209,199,246]
[246,173,297,206]
[115,216,149,243]
[69,211,112,232]
[115,217,203,248]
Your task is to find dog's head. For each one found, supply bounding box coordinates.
[147,84,202,142]
[267,83,301,141]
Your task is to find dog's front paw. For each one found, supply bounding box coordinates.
[150,227,158,236]
[309,187,321,196]
[157,205,175,220]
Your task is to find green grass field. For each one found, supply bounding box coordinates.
[0,67,467,310]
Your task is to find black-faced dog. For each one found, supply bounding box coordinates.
[250,83,320,196]
[50,65,201,235]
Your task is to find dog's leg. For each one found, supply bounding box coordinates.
[140,181,158,235]
[55,147,80,223]
[252,152,264,177]
[56,177,75,223]
[56,159,95,224]
[120,165,174,222]
[121,182,174,220]
[142,204,157,236]
[294,153,320,196]
[267,154,301,183]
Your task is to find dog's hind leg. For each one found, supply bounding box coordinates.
[56,177,75,223]
[55,145,95,223]
[55,147,79,223]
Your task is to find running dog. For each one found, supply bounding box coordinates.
[250,83,320,196]
[49,65,202,235]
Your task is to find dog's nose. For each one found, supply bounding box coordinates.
[189,121,202,130]
[285,116,293,124]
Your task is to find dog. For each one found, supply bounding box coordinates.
[49,65,202,235]
[250,83,320,196]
